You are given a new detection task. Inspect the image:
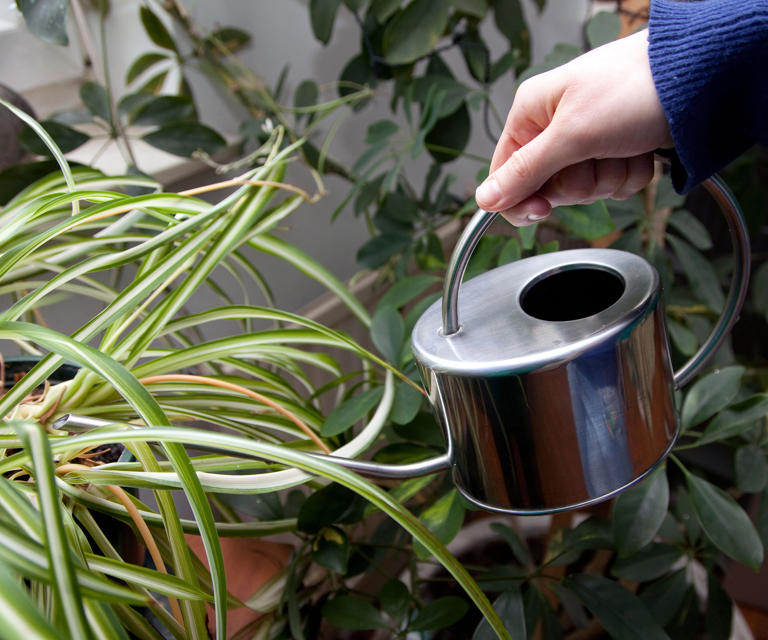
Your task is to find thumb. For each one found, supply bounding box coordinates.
[475,125,584,212]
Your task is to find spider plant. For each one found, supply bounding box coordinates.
[0,101,511,639]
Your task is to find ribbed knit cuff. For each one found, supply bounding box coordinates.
[649,0,768,192]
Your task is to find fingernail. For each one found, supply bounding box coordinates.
[476,177,501,207]
[526,212,546,222]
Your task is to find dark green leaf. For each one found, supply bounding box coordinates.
[735,444,768,493]
[79,82,111,124]
[452,0,487,17]
[639,569,688,627]
[705,571,732,640]
[117,92,156,120]
[298,484,366,533]
[19,120,89,156]
[518,223,537,250]
[207,27,251,52]
[321,387,385,437]
[392,412,445,448]
[377,275,438,311]
[585,11,621,49]
[382,0,451,65]
[491,0,530,68]
[425,102,471,163]
[410,596,469,631]
[339,54,377,109]
[0,160,61,205]
[390,381,423,425]
[472,588,525,640]
[553,200,615,240]
[667,209,712,250]
[131,95,195,126]
[126,52,169,84]
[371,306,404,363]
[524,586,563,640]
[686,472,764,569]
[294,79,319,111]
[139,6,177,51]
[758,490,768,550]
[667,235,724,312]
[366,119,399,145]
[460,24,490,82]
[343,0,366,9]
[142,123,225,157]
[413,75,469,119]
[476,566,527,592]
[497,238,521,265]
[372,0,400,23]
[668,319,698,356]
[323,595,388,630]
[136,70,169,95]
[380,579,410,623]
[699,393,768,445]
[217,491,283,520]
[310,0,342,44]
[612,466,669,556]
[489,50,520,82]
[414,489,465,559]
[665,586,699,640]
[680,366,744,431]
[611,543,683,581]
[357,233,410,269]
[312,526,350,574]
[18,0,69,45]
[490,522,532,567]
[564,574,670,640]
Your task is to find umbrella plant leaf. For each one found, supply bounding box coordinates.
[139,6,177,51]
[322,595,388,630]
[321,386,385,437]
[380,578,410,623]
[414,489,465,560]
[680,365,744,430]
[612,466,669,555]
[564,574,670,640]
[18,0,69,45]
[686,472,764,570]
[735,444,768,493]
[131,95,195,126]
[310,0,342,44]
[698,392,768,445]
[410,596,469,631]
[19,120,89,156]
[79,82,111,124]
[371,306,404,364]
[382,0,451,65]
[142,123,226,157]
[126,52,169,84]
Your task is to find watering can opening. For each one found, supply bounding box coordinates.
[520,265,626,323]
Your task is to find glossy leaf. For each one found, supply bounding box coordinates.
[19,120,89,156]
[705,570,732,640]
[312,526,350,574]
[80,82,111,124]
[680,366,744,430]
[298,484,366,533]
[371,306,404,363]
[390,381,423,425]
[639,569,688,627]
[339,54,377,109]
[668,319,698,356]
[366,119,399,145]
[130,95,195,126]
[321,386,385,436]
[667,235,724,312]
[410,596,469,631]
[414,489,465,560]
[323,595,388,630]
[294,79,319,113]
[686,472,764,569]
[357,233,410,269]
[426,102,471,163]
[380,578,410,623]
[735,444,768,493]
[668,209,713,250]
[377,275,438,311]
[491,0,529,66]
[461,24,490,81]
[611,543,684,582]
[142,123,226,157]
[310,0,342,44]
[564,574,670,640]
[612,466,669,555]
[139,6,177,51]
[207,27,251,52]
[553,201,615,240]
[18,0,69,45]
[699,393,768,444]
[585,11,621,49]
[126,52,169,84]
[372,0,400,23]
[490,522,532,567]
[382,0,451,65]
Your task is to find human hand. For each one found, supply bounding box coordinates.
[475,29,673,226]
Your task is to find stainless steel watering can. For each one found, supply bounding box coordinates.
[322,174,751,514]
[60,175,750,515]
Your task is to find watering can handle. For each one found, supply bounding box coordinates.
[441,174,751,389]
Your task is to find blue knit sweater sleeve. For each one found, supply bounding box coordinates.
[648,0,768,192]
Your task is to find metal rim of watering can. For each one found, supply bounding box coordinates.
[441,173,751,390]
